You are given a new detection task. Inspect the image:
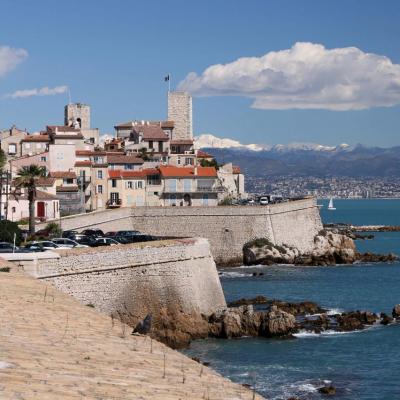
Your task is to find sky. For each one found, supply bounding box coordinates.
[1,0,400,147]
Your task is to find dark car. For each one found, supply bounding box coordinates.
[91,237,120,247]
[117,231,155,243]
[73,234,97,246]
[81,229,104,238]
[105,231,118,237]
[62,230,79,239]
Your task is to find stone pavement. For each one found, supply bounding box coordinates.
[0,268,264,399]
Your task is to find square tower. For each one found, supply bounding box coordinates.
[167,91,193,141]
[64,103,91,129]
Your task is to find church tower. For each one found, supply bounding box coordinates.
[64,103,91,129]
[167,91,193,141]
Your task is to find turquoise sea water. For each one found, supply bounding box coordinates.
[184,200,400,399]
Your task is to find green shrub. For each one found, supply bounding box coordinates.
[219,196,234,206]
[46,222,62,238]
[0,220,23,245]
[243,237,273,251]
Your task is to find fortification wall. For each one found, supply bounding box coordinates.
[32,238,226,321]
[53,197,322,264]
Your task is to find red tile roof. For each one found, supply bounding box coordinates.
[170,140,194,145]
[108,170,146,179]
[76,150,107,156]
[115,120,174,129]
[75,161,92,167]
[107,155,144,164]
[158,166,217,178]
[132,125,170,141]
[50,171,77,179]
[56,185,79,192]
[197,150,213,158]
[36,177,56,187]
[21,134,50,142]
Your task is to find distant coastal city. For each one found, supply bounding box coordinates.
[247,175,400,199]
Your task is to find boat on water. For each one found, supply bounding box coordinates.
[328,197,336,210]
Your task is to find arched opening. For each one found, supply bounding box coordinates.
[183,194,192,206]
[77,118,82,128]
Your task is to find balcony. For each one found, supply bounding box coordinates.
[106,198,122,208]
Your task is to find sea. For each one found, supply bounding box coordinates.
[184,199,400,400]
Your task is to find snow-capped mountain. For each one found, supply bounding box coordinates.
[195,134,350,153]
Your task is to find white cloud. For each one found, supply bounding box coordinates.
[178,42,400,111]
[0,45,28,76]
[6,85,68,99]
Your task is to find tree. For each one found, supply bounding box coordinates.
[0,220,23,245]
[14,165,46,235]
[0,149,6,172]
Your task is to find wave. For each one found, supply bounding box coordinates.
[218,271,252,278]
[293,329,358,338]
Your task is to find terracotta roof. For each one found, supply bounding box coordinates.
[47,125,80,133]
[50,171,77,179]
[142,168,159,175]
[197,150,213,158]
[75,161,92,167]
[108,170,146,179]
[36,177,56,187]
[170,140,194,145]
[52,134,84,140]
[158,166,217,178]
[21,135,50,142]
[56,185,79,192]
[76,150,107,156]
[132,125,169,141]
[35,190,58,200]
[107,155,144,164]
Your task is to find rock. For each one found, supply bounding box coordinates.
[392,304,400,319]
[271,300,326,316]
[133,313,152,334]
[259,305,296,337]
[356,252,398,263]
[221,310,242,338]
[228,295,268,307]
[380,312,393,325]
[318,385,336,395]
[337,311,378,331]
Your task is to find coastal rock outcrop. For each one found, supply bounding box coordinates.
[243,230,397,266]
[392,304,400,319]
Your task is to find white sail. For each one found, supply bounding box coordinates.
[328,197,336,210]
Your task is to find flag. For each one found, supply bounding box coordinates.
[164,74,170,82]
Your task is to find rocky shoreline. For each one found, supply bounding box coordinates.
[132,297,400,349]
[242,230,398,267]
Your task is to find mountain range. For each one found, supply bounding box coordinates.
[195,134,400,177]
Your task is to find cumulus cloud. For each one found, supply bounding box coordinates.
[0,45,28,76]
[178,42,400,111]
[6,85,69,99]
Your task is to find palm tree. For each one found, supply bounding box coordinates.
[14,165,46,235]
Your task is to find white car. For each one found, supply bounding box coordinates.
[26,241,72,251]
[52,238,89,248]
[259,197,269,205]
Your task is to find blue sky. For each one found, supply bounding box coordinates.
[1,0,400,147]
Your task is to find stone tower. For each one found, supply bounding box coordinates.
[167,91,193,141]
[64,103,91,129]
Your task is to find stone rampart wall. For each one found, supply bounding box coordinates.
[46,197,322,264]
[33,238,226,321]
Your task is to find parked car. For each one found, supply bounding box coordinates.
[72,234,97,247]
[0,242,17,253]
[52,238,89,248]
[24,241,71,252]
[62,230,79,239]
[259,197,269,205]
[81,229,104,238]
[91,237,120,247]
[34,228,51,238]
[105,231,118,237]
[116,230,153,243]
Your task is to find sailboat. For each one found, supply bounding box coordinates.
[328,197,336,210]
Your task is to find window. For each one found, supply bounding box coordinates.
[168,179,177,192]
[183,179,192,192]
[40,156,46,162]
[185,158,193,166]
[97,170,103,179]
[97,185,103,194]
[137,181,143,189]
[127,181,133,189]
[147,174,160,185]
[63,178,73,185]
[149,140,153,149]
[112,179,117,188]
[177,157,181,165]
[125,164,133,170]
[8,144,17,154]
